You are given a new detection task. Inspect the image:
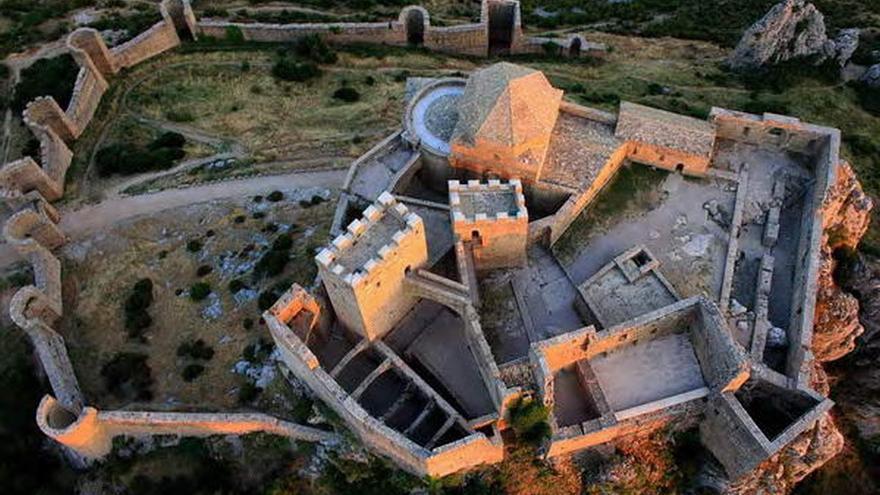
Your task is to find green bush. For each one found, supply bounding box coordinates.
[149,131,186,150]
[101,352,154,401]
[225,25,245,43]
[228,278,246,294]
[267,190,284,202]
[190,282,212,301]
[196,265,212,277]
[272,234,293,251]
[12,54,79,111]
[508,396,551,446]
[333,86,360,102]
[177,339,215,361]
[238,381,261,404]
[95,133,187,177]
[290,33,337,64]
[272,58,320,82]
[186,239,203,252]
[182,363,205,382]
[123,278,153,340]
[254,250,289,278]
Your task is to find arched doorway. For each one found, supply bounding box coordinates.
[488,0,516,55]
[405,9,425,46]
[569,37,582,57]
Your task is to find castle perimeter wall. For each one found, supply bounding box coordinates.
[1,0,334,467]
[36,396,335,462]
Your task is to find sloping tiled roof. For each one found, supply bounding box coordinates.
[452,62,562,147]
[615,101,716,157]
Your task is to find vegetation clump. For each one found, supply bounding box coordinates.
[101,352,154,401]
[272,58,320,82]
[333,86,361,102]
[123,278,154,341]
[12,54,79,111]
[96,132,187,177]
[508,396,551,446]
[182,363,206,382]
[190,282,212,301]
[176,339,215,361]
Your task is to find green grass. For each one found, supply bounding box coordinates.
[553,164,669,263]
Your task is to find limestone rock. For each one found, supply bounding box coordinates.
[860,63,880,88]
[813,161,873,362]
[828,28,860,67]
[727,0,858,70]
[729,408,844,494]
[766,326,788,348]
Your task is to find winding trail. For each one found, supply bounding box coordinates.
[0,167,346,267]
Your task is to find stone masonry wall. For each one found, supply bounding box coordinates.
[1,0,333,467]
[264,285,504,477]
[110,1,182,69]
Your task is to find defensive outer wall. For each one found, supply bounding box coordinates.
[196,0,601,58]
[0,0,337,469]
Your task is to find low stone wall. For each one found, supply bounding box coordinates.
[546,142,630,245]
[110,1,183,69]
[36,396,335,462]
[198,20,405,45]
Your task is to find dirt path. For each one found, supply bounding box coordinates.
[0,167,346,267]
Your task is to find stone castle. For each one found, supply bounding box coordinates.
[0,0,859,485]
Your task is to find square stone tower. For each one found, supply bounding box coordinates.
[449,179,528,270]
[315,192,428,341]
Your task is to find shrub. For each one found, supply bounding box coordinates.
[149,131,186,150]
[166,109,195,122]
[234,215,246,224]
[267,190,284,202]
[253,195,264,202]
[196,265,213,277]
[186,239,202,252]
[238,381,261,404]
[177,339,215,361]
[101,352,154,401]
[228,279,246,293]
[12,54,79,111]
[291,34,337,64]
[190,282,212,301]
[254,250,289,278]
[243,318,254,330]
[182,363,206,382]
[272,234,293,251]
[272,58,320,82]
[225,25,245,43]
[123,278,153,340]
[333,86,360,102]
[508,397,551,446]
[95,136,186,177]
[258,290,278,311]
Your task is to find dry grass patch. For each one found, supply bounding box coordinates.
[62,196,334,412]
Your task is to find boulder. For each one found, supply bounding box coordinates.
[727,0,859,70]
[861,63,880,88]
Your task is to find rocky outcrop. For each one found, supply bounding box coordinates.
[813,161,873,362]
[860,63,880,88]
[729,410,844,494]
[727,0,859,70]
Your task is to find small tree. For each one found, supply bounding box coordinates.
[333,86,360,103]
[190,282,212,301]
[508,396,551,447]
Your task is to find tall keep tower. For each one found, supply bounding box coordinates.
[315,192,428,340]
